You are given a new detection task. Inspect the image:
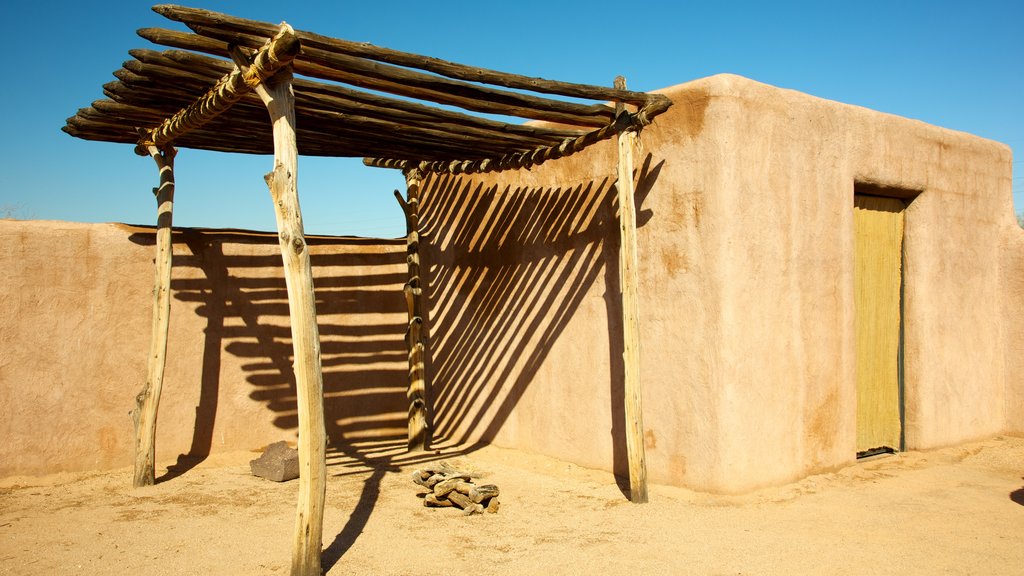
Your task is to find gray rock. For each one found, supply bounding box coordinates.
[250,441,300,482]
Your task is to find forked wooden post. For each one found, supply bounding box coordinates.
[615,76,648,504]
[239,31,327,576]
[394,164,431,451]
[131,143,177,488]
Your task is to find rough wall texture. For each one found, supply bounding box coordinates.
[1004,223,1024,435]
[0,221,407,477]
[2,75,1019,490]
[419,74,1019,494]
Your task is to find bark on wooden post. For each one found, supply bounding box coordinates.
[239,29,327,576]
[131,144,177,488]
[615,76,648,504]
[394,164,431,451]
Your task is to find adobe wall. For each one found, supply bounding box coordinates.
[2,75,1018,491]
[419,74,1019,493]
[1004,224,1024,435]
[0,221,407,477]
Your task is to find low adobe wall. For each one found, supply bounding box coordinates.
[0,221,407,477]
[419,74,1020,493]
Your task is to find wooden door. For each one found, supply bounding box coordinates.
[854,194,904,455]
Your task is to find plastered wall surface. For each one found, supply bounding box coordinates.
[2,75,1019,491]
[1003,226,1024,435]
[0,222,407,477]
[419,74,1020,493]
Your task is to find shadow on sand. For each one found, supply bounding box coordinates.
[318,438,482,572]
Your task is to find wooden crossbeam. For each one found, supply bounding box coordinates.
[137,24,616,128]
[362,96,669,175]
[134,24,299,154]
[71,9,675,167]
[88,45,597,159]
[69,108,519,160]
[150,5,663,119]
[195,25,616,128]
[129,48,586,143]
[154,4,663,105]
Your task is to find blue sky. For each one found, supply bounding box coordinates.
[2,1,1021,237]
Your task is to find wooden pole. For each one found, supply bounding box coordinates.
[131,143,177,488]
[615,76,648,504]
[362,106,634,175]
[360,88,671,176]
[152,5,667,106]
[235,29,327,576]
[395,164,431,451]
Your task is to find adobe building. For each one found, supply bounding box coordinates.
[2,74,1021,496]
[414,74,1023,493]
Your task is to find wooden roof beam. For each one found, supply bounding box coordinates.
[199,25,617,128]
[119,54,577,149]
[137,27,614,128]
[73,99,531,160]
[364,99,665,175]
[100,83,547,158]
[134,23,299,154]
[153,4,663,106]
[132,48,587,142]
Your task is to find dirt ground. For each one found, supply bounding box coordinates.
[2,436,1023,575]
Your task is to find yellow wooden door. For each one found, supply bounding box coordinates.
[854,195,904,454]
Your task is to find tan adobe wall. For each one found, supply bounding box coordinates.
[419,74,1019,494]
[1004,223,1024,435]
[0,221,407,477]
[1,75,1018,491]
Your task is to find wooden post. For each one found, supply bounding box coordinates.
[131,144,177,488]
[615,76,648,504]
[239,29,327,576]
[394,164,431,451]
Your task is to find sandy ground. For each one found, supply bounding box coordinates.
[2,436,1023,575]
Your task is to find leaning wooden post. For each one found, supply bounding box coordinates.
[237,28,326,576]
[615,76,648,503]
[394,163,431,451]
[131,143,177,488]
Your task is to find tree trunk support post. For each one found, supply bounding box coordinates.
[395,164,432,451]
[236,28,327,576]
[615,76,648,504]
[131,144,177,488]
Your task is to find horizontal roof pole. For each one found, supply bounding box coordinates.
[128,48,587,142]
[153,4,662,106]
[134,23,299,154]
[364,94,672,175]
[65,7,674,164]
[115,53,582,149]
[140,26,615,128]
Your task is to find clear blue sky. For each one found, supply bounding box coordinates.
[2,1,1021,237]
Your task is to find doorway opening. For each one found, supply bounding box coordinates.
[854,193,906,458]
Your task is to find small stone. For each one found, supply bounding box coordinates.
[250,441,299,482]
